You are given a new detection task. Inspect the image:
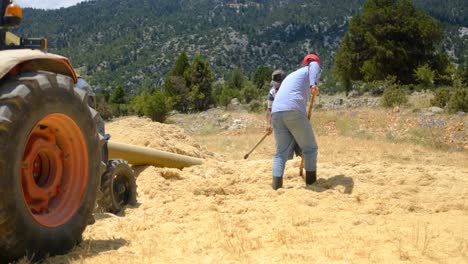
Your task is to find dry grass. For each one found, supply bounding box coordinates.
[14,106,468,264]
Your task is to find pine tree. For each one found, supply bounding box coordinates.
[164,52,190,112]
[333,0,448,85]
[226,67,245,90]
[185,54,214,112]
[109,85,126,104]
[252,65,273,90]
[109,85,127,116]
[169,52,189,77]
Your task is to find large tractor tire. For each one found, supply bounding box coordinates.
[98,159,137,214]
[0,72,105,261]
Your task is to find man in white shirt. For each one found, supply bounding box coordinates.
[270,54,321,190]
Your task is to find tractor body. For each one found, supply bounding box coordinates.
[0,1,200,260]
[0,1,104,261]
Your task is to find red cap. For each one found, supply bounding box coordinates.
[302,54,320,65]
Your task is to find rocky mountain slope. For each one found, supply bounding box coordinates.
[15,0,468,91]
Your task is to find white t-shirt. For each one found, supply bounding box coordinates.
[272,62,321,114]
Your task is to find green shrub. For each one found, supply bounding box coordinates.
[401,84,416,92]
[147,90,168,122]
[414,64,435,87]
[110,103,129,117]
[368,83,385,96]
[210,81,224,107]
[448,88,468,113]
[248,100,264,113]
[431,87,452,108]
[217,87,240,107]
[456,64,468,87]
[360,79,395,96]
[381,87,408,108]
[131,89,168,122]
[241,82,260,103]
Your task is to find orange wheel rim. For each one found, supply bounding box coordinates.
[21,114,88,227]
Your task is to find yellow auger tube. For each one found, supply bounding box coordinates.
[107,141,203,169]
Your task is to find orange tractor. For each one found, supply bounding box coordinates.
[0,1,137,261]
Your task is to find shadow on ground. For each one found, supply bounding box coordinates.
[307,174,354,194]
[25,238,128,263]
[78,238,127,253]
[64,238,127,260]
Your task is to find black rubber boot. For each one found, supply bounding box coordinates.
[306,171,316,185]
[272,177,283,190]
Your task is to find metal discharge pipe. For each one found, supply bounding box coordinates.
[108,141,203,169]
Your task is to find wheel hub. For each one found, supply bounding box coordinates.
[22,136,63,214]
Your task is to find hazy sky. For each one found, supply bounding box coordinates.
[15,0,87,9]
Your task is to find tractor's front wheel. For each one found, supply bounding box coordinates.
[0,72,104,261]
[98,159,137,214]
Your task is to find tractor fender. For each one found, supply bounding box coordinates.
[0,49,77,82]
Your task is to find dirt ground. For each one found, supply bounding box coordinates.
[38,114,467,264]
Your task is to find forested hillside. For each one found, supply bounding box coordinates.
[14,0,467,92]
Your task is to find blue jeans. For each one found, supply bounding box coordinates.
[272,111,318,177]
